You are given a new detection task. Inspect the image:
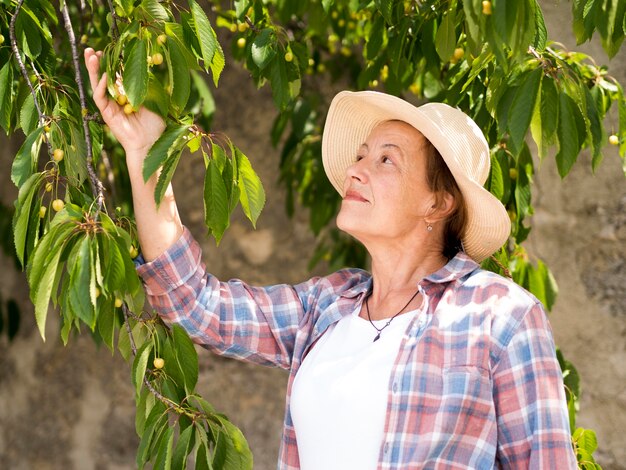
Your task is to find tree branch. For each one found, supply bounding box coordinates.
[106,0,120,39]
[60,0,105,212]
[9,0,52,156]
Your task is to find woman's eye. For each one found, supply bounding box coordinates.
[355,155,364,162]
[382,156,393,164]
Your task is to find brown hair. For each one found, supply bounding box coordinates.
[423,139,467,260]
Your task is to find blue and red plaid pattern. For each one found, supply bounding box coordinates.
[137,227,577,469]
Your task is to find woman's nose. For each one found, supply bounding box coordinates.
[345,157,368,182]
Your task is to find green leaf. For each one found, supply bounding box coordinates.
[103,235,125,292]
[374,0,394,24]
[12,127,44,188]
[508,68,542,155]
[154,150,183,207]
[487,152,504,201]
[211,416,253,470]
[172,324,198,394]
[136,401,167,469]
[435,11,456,62]
[0,62,14,134]
[12,172,43,267]
[584,86,604,171]
[252,28,277,71]
[269,57,290,110]
[153,426,174,470]
[143,125,188,182]
[123,38,149,108]
[365,15,386,61]
[532,3,547,50]
[144,75,170,119]
[28,216,78,340]
[236,149,265,227]
[15,10,42,60]
[68,236,96,329]
[20,93,38,135]
[189,0,222,83]
[97,298,120,353]
[556,92,580,177]
[171,424,193,470]
[204,157,229,243]
[168,39,191,113]
[132,340,153,396]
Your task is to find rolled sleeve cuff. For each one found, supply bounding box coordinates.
[135,226,202,296]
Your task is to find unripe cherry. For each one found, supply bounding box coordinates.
[53,148,64,162]
[153,357,165,369]
[609,134,619,146]
[52,199,64,212]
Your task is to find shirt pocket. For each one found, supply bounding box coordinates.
[437,365,495,438]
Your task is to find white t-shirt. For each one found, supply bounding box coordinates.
[290,307,419,470]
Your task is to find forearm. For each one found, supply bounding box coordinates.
[127,150,184,262]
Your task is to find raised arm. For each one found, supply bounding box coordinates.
[84,48,183,260]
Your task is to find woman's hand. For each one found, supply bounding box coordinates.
[84,47,166,163]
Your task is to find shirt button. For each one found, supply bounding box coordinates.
[392,382,398,393]
[384,442,390,454]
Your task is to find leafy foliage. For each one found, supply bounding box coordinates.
[1,0,625,468]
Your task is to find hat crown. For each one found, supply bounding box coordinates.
[417,103,490,185]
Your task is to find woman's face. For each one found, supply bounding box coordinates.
[336,120,437,245]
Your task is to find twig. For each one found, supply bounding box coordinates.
[100,149,118,203]
[60,0,105,212]
[122,304,138,355]
[9,0,52,155]
[106,0,120,39]
[122,304,206,421]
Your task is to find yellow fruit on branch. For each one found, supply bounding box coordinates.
[482,0,492,15]
[51,199,65,212]
[157,34,167,46]
[39,206,47,218]
[609,134,619,145]
[153,357,165,369]
[152,53,164,65]
[123,103,134,115]
[53,148,64,162]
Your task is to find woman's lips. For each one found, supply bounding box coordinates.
[343,189,368,202]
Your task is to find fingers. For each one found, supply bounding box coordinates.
[84,48,101,93]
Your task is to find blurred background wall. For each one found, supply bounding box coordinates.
[0,1,624,468]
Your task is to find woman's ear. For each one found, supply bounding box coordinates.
[428,191,457,222]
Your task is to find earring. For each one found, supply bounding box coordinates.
[426,223,433,232]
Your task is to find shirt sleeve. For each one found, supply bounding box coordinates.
[492,301,578,469]
[135,226,321,370]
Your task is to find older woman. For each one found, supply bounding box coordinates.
[85,49,576,469]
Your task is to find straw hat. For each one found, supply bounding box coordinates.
[321,90,510,262]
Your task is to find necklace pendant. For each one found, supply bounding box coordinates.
[373,332,381,342]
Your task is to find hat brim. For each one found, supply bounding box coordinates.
[322,90,510,262]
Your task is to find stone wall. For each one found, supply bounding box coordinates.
[0,2,624,469]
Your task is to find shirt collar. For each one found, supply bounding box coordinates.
[422,251,479,285]
[339,251,479,299]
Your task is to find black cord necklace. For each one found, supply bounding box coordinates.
[365,288,421,342]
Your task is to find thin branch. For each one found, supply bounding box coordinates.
[100,149,118,203]
[60,0,105,212]
[106,0,120,39]
[9,0,52,155]
[122,304,138,355]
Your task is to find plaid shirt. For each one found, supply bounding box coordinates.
[136,227,577,469]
